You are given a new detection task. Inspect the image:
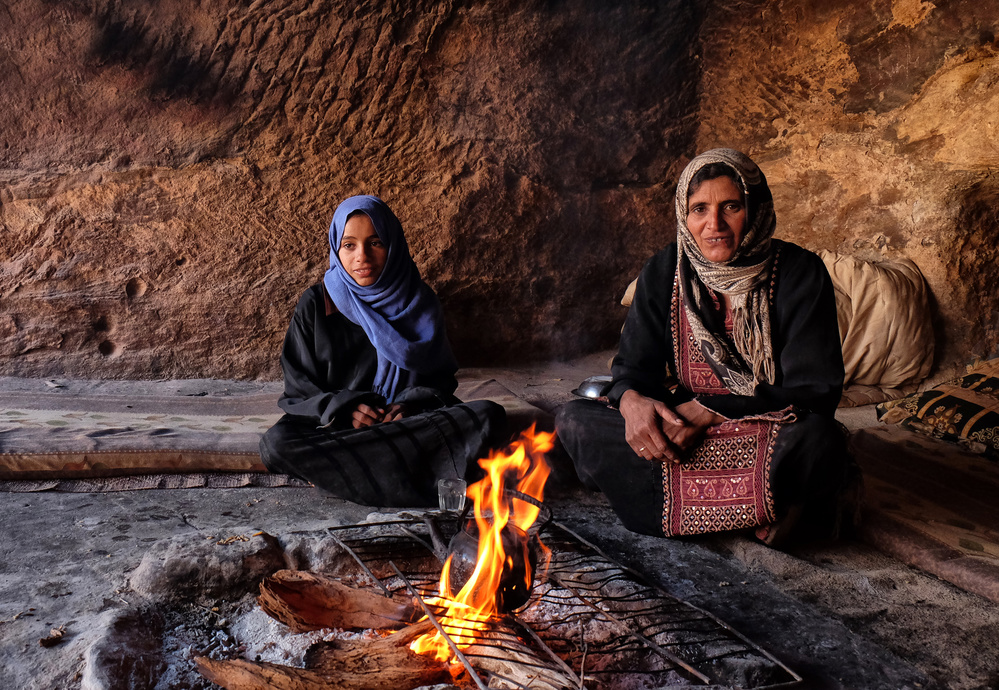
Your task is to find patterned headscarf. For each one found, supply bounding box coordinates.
[323,195,457,401]
[675,148,777,394]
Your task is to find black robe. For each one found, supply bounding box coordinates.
[260,283,506,506]
[277,283,460,426]
[609,240,844,417]
[557,241,848,537]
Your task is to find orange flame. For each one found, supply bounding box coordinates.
[410,425,554,662]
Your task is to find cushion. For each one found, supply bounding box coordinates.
[837,383,910,408]
[816,251,933,389]
[621,277,638,308]
[0,379,549,483]
[455,379,551,431]
[877,358,999,459]
[0,393,281,480]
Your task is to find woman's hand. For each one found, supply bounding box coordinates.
[675,400,726,428]
[381,403,410,423]
[662,419,707,455]
[663,400,726,456]
[351,403,385,429]
[619,389,686,463]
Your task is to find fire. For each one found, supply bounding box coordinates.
[410,425,554,663]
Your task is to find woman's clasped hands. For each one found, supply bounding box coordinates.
[351,403,410,429]
[619,389,725,464]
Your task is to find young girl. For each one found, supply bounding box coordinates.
[260,195,506,506]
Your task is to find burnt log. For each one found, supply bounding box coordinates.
[194,659,334,690]
[258,569,419,632]
[195,620,453,690]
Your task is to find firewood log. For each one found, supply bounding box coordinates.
[195,620,453,690]
[194,658,334,690]
[305,620,455,688]
[258,569,419,632]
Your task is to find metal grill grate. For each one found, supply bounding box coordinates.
[325,515,802,689]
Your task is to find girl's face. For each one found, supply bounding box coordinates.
[338,213,387,286]
[686,176,747,264]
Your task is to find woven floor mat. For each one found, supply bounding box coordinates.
[852,424,999,603]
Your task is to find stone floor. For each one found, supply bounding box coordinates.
[1,355,997,689]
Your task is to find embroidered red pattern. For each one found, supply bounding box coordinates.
[672,279,727,394]
[662,253,787,536]
[661,419,781,535]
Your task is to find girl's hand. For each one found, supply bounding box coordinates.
[381,403,410,423]
[351,403,385,429]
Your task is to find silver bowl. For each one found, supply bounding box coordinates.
[572,375,613,399]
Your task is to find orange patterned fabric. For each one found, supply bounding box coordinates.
[877,358,999,460]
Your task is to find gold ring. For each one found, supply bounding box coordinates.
[638,446,646,452]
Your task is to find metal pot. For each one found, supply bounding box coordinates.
[572,375,613,399]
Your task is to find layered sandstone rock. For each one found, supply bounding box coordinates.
[696,0,999,380]
[0,0,699,378]
[1,0,996,381]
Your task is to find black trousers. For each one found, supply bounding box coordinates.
[555,399,849,537]
[260,400,507,507]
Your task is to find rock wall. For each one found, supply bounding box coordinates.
[696,0,999,379]
[2,0,997,381]
[0,0,701,378]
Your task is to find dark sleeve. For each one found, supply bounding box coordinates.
[390,360,460,411]
[608,247,695,408]
[696,244,844,418]
[277,287,384,426]
[394,383,460,411]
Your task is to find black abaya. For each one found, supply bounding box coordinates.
[260,283,507,506]
[557,241,848,537]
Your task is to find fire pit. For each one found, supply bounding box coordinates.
[190,428,802,689]
[193,516,801,689]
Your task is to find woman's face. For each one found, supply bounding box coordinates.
[686,176,747,263]
[338,213,387,286]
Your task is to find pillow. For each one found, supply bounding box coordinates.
[877,358,999,459]
[816,251,933,389]
[621,278,638,308]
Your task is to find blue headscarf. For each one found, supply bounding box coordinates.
[323,195,457,401]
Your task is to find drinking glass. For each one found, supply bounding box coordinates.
[438,477,467,512]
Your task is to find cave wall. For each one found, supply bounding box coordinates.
[0,0,700,378]
[2,0,997,381]
[696,0,999,379]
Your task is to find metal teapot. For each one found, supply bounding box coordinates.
[444,490,552,613]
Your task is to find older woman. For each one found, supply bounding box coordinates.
[260,195,506,506]
[556,149,847,542]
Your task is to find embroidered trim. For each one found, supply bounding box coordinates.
[661,249,794,536]
[661,418,782,536]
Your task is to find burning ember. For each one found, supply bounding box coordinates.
[410,425,554,663]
